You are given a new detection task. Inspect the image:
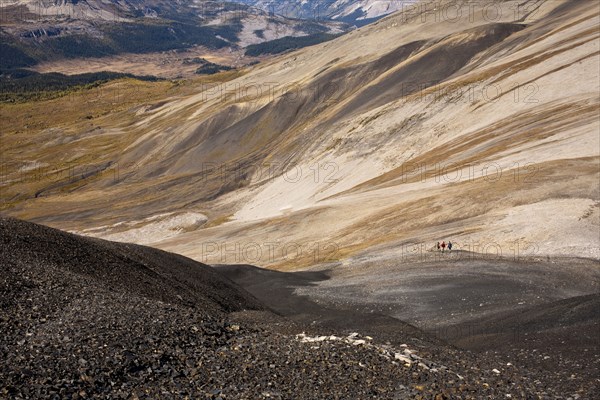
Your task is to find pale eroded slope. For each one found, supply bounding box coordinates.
[2,0,599,268]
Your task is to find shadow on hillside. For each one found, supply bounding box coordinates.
[214,264,436,346]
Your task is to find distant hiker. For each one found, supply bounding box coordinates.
[448,241,453,251]
[441,241,446,252]
[436,242,441,251]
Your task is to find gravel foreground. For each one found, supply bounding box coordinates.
[1,217,598,399]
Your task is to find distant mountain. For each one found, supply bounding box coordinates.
[232,0,414,26]
[0,0,345,70]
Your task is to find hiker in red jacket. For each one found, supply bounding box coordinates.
[441,241,446,252]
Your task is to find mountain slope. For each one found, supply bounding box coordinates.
[0,217,263,313]
[0,0,345,72]
[2,217,597,399]
[234,0,414,26]
[1,0,599,268]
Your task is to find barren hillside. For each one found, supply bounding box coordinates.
[5,217,597,398]
[1,0,599,268]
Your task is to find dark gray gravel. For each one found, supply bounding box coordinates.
[1,217,598,399]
